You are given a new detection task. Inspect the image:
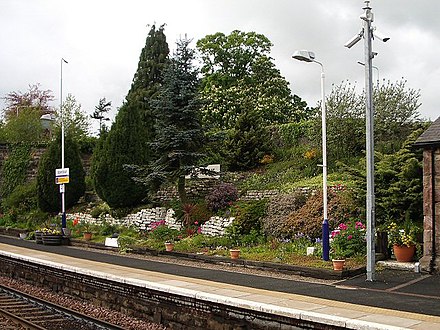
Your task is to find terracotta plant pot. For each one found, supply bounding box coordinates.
[332,259,345,271]
[83,232,92,241]
[393,244,415,262]
[165,243,174,252]
[229,249,240,259]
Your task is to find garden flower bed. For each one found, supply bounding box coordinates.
[68,238,366,280]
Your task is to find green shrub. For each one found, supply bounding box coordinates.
[232,200,267,235]
[175,234,233,251]
[148,224,180,242]
[97,219,119,236]
[2,182,37,213]
[118,235,137,253]
[36,131,86,213]
[271,120,317,149]
[90,203,111,218]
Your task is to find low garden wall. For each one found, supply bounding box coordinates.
[67,208,235,237]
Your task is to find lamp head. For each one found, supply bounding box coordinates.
[292,50,316,62]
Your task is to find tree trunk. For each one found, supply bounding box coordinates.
[177,176,188,204]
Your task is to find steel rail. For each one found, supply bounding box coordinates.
[0,284,124,330]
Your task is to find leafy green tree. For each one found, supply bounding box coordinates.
[325,81,365,163]
[90,98,111,135]
[92,24,169,207]
[374,79,422,153]
[37,131,85,213]
[55,94,90,142]
[325,78,423,163]
[0,109,43,143]
[197,30,309,129]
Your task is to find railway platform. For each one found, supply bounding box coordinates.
[0,235,439,329]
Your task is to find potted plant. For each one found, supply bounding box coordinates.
[330,221,367,270]
[229,248,240,259]
[78,221,95,241]
[40,227,63,245]
[165,240,175,252]
[387,221,420,262]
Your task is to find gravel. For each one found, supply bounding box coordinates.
[0,276,166,330]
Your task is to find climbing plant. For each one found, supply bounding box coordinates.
[0,144,31,198]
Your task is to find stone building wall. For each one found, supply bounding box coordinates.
[421,148,440,272]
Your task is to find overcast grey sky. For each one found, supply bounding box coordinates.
[1,0,439,134]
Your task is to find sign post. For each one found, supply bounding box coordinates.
[55,168,69,228]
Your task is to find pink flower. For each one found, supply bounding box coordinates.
[197,227,202,234]
[194,221,199,225]
[347,235,353,240]
[338,223,348,231]
[331,230,340,238]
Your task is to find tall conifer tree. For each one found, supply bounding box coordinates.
[149,38,204,203]
[92,24,169,207]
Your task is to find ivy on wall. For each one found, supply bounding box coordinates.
[1,144,31,198]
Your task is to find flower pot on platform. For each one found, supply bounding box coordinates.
[393,244,415,262]
[165,243,174,252]
[332,259,345,271]
[83,232,92,241]
[229,249,240,259]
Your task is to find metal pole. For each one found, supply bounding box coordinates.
[318,63,329,261]
[60,58,67,229]
[363,2,376,281]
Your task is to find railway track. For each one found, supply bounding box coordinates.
[0,284,124,330]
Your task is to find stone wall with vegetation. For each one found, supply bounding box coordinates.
[68,207,236,237]
[0,143,92,200]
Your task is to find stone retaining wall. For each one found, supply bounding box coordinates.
[68,207,234,237]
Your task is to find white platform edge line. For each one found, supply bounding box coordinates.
[0,249,415,330]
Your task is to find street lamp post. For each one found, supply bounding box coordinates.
[292,50,329,261]
[60,58,68,229]
[344,1,389,281]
